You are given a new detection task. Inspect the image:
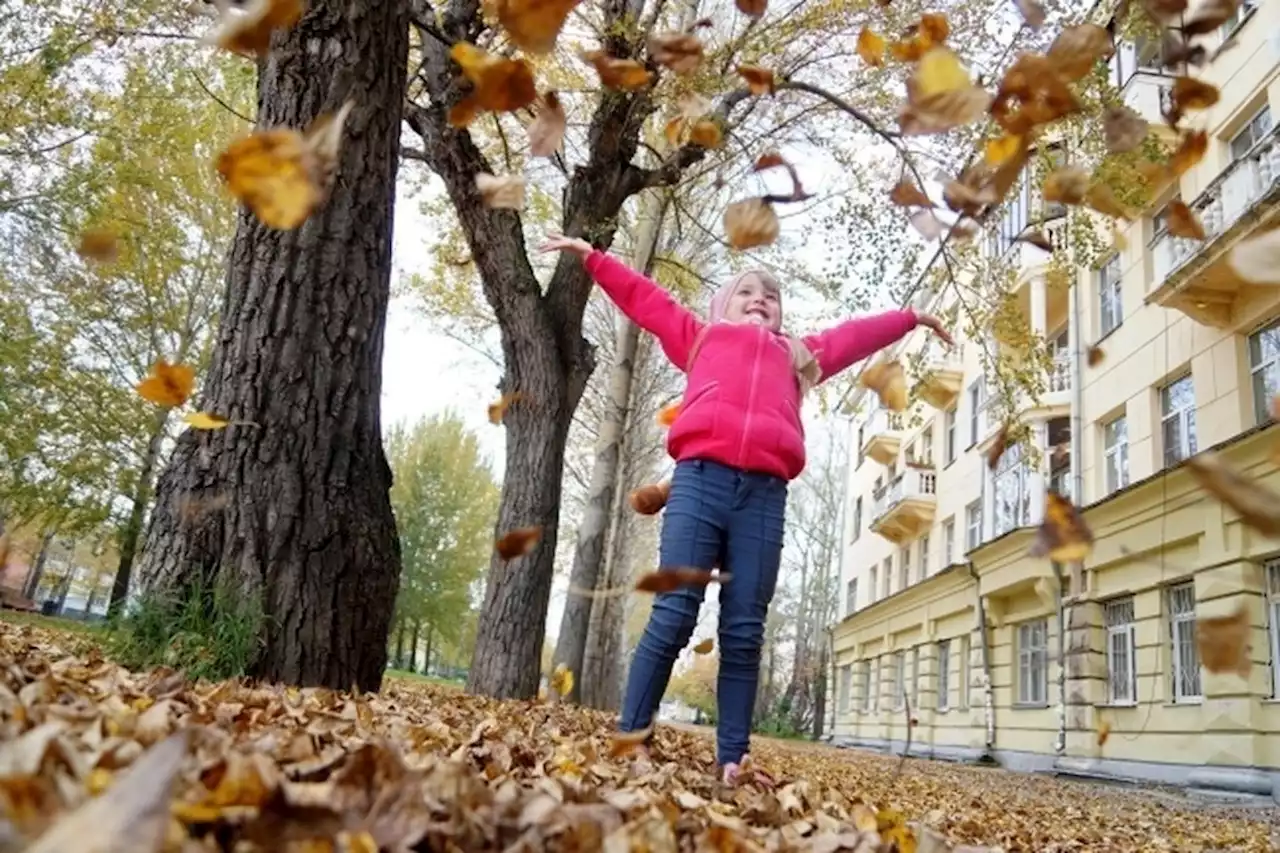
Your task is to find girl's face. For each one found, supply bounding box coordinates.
[723,273,782,331]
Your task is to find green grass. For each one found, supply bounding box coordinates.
[0,610,104,635]
[384,668,463,688]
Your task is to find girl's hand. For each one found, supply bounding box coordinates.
[917,313,954,346]
[538,233,593,259]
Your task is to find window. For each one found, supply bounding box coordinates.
[993,443,1031,536]
[911,646,920,707]
[882,559,891,598]
[1221,0,1260,42]
[944,518,956,565]
[893,651,906,709]
[846,579,858,618]
[920,424,935,465]
[967,379,986,445]
[937,640,951,711]
[1168,582,1201,701]
[1099,254,1122,336]
[966,500,983,551]
[1017,620,1049,705]
[869,567,878,604]
[1268,560,1280,697]
[898,546,910,591]
[838,665,853,713]
[1103,416,1130,495]
[1249,320,1280,425]
[859,660,873,711]
[851,496,863,543]
[959,635,971,708]
[1229,104,1272,162]
[1105,597,1137,704]
[918,535,930,582]
[1161,374,1197,467]
[944,408,957,464]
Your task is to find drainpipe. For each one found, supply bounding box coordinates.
[1053,562,1067,754]
[965,562,996,756]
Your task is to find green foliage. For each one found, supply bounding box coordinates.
[106,575,264,682]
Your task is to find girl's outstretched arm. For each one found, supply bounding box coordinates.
[539,234,702,369]
[802,309,953,383]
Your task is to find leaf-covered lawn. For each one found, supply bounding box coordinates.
[1,621,1274,853]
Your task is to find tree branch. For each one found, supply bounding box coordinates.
[777,79,900,144]
[630,88,753,192]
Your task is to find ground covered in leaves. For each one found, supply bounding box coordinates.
[0,622,1275,852]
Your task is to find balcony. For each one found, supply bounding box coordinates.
[860,408,903,466]
[913,357,964,410]
[870,469,938,545]
[975,356,1072,453]
[1147,124,1280,329]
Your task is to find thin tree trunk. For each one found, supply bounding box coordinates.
[23,530,55,599]
[409,619,420,673]
[424,624,434,675]
[394,621,406,669]
[812,632,829,740]
[132,0,409,691]
[109,408,168,616]
[554,195,667,702]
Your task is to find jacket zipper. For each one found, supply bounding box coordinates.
[737,329,765,466]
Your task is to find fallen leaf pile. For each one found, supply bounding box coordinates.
[2,621,1275,852]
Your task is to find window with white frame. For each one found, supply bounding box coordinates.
[1103,416,1130,495]
[1016,620,1049,705]
[898,546,910,590]
[944,408,957,464]
[838,665,852,713]
[918,535,930,581]
[869,567,878,604]
[921,423,935,465]
[846,578,858,617]
[1229,104,1272,161]
[959,635,971,708]
[1104,597,1137,704]
[893,651,906,709]
[1099,254,1122,336]
[968,379,987,445]
[859,660,873,711]
[1168,582,1202,701]
[937,640,951,710]
[1268,560,1280,698]
[944,518,956,565]
[851,496,863,543]
[1161,374,1197,467]
[1249,319,1280,425]
[993,443,1031,536]
[882,559,892,598]
[911,646,921,706]
[966,500,983,550]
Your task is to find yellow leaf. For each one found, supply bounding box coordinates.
[182,412,231,430]
[76,228,120,263]
[1028,492,1093,563]
[914,46,970,98]
[204,0,305,58]
[689,119,722,149]
[984,134,1022,167]
[856,29,886,67]
[494,0,581,53]
[582,50,653,91]
[216,129,318,230]
[859,360,907,412]
[136,360,196,408]
[450,43,538,116]
[723,198,779,249]
[550,663,574,698]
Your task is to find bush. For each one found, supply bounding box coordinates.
[106,576,264,682]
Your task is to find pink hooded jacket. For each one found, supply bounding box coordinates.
[584,250,918,481]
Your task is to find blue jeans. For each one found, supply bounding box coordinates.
[618,458,787,766]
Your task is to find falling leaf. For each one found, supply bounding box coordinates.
[900,47,991,136]
[608,727,652,758]
[1103,105,1148,154]
[629,482,671,515]
[1043,167,1089,205]
[203,0,304,58]
[216,129,318,229]
[135,360,195,408]
[475,173,526,209]
[1014,0,1045,28]
[692,638,714,654]
[1015,230,1054,251]
[859,360,908,412]
[890,179,931,207]
[735,0,766,17]
[1141,0,1188,20]
[488,391,525,424]
[1087,345,1105,367]
[1183,0,1240,34]
[986,422,1012,470]
[76,228,119,263]
[985,134,1022,167]
[634,567,728,594]
[648,31,703,72]
[1085,184,1136,221]
[1170,130,1209,176]
[1227,230,1280,284]
[908,209,945,241]
[1096,720,1111,746]
[1045,23,1113,82]
[724,198,779,250]
[1166,201,1205,240]
[1029,492,1093,563]
[494,0,581,54]
[182,412,231,430]
[1172,76,1220,112]
[1196,604,1251,678]
[527,92,566,157]
[736,64,775,95]
[550,664,574,698]
[689,119,722,148]
[495,526,542,560]
[857,29,886,66]
[1186,452,1280,537]
[656,401,681,427]
[582,50,653,91]
[449,43,538,126]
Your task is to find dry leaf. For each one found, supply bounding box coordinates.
[648,31,703,72]
[475,173,526,209]
[900,47,990,136]
[609,727,651,758]
[1196,604,1251,678]
[1087,345,1105,367]
[1170,130,1208,176]
[986,422,1012,470]
[629,482,671,515]
[135,360,196,408]
[1227,230,1280,284]
[857,29,886,66]
[656,401,681,427]
[495,0,581,53]
[216,129,318,229]
[1141,0,1188,20]
[488,391,525,424]
[450,43,538,125]
[689,119,722,149]
[1096,720,1110,746]
[634,568,728,594]
[550,664,574,698]
[724,198,779,250]
[1015,230,1054,251]
[985,134,1022,167]
[735,0,767,17]
[1042,167,1089,205]
[182,412,231,430]
[692,638,714,654]
[1165,201,1205,240]
[1014,0,1046,28]
[736,65,775,95]
[496,526,542,560]
[1183,0,1240,34]
[1084,184,1136,221]
[1029,491,1093,563]
[1172,76,1220,112]
[527,92,565,157]
[859,360,908,412]
[582,50,653,91]
[1046,23,1113,81]
[890,179,931,207]
[76,228,119,263]
[1103,105,1148,154]
[1186,452,1280,537]
[203,0,304,58]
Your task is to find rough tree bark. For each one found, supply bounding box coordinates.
[132,0,409,691]
[554,194,667,702]
[409,619,420,671]
[22,530,55,599]
[109,409,169,616]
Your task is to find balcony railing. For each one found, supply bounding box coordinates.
[1151,124,1280,288]
[865,408,904,436]
[871,469,937,521]
[1047,354,1071,393]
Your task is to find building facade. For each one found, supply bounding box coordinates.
[828,0,1280,797]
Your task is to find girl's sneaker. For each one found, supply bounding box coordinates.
[722,754,777,788]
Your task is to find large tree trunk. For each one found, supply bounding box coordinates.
[132,0,408,692]
[554,195,666,702]
[109,409,168,616]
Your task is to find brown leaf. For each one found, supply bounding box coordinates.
[1096,720,1111,746]
[1197,604,1251,678]
[450,43,538,122]
[1103,105,1148,154]
[203,0,304,58]
[859,360,908,412]
[1014,0,1046,28]
[608,727,652,758]
[1042,167,1089,205]
[1183,0,1239,34]
[1046,23,1113,81]
[135,359,196,408]
[1140,0,1188,20]
[900,47,991,136]
[583,50,653,90]
[890,178,931,207]
[1166,201,1205,240]
[1087,345,1105,367]
[1085,184,1136,221]
[735,0,767,16]
[1029,492,1094,563]
[1170,130,1209,176]
[634,567,729,594]
[488,391,525,424]
[857,28,886,66]
[495,0,581,53]
[689,119,722,149]
[736,64,775,95]
[647,31,703,73]
[692,638,714,654]
[527,92,566,157]
[475,173,526,209]
[986,422,1012,470]
[76,228,120,263]
[1172,76,1220,112]
[495,526,542,560]
[629,482,670,515]
[1186,452,1280,537]
[724,198,779,250]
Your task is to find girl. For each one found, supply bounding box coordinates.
[538,233,952,784]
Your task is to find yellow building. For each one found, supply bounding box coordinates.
[827,0,1280,798]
